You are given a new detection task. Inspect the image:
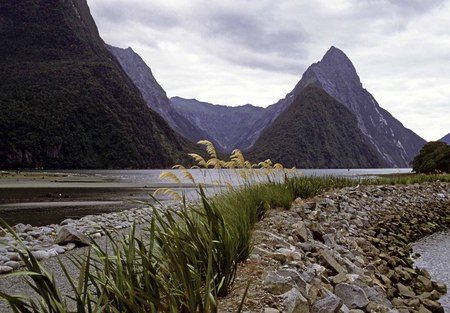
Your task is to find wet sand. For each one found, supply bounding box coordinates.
[0,171,195,226]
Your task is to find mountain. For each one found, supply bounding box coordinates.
[0,0,192,169]
[439,133,450,145]
[107,45,206,143]
[247,87,386,168]
[168,47,425,167]
[289,46,426,167]
[170,97,265,152]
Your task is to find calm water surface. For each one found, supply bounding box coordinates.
[0,168,411,226]
[412,231,450,312]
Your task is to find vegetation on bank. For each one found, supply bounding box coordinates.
[0,141,449,312]
[412,141,450,174]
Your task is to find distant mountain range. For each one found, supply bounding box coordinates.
[439,133,450,145]
[0,1,427,169]
[0,0,192,169]
[113,44,426,168]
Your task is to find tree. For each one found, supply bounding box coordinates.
[412,141,450,173]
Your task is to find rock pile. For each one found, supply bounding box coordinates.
[227,182,450,313]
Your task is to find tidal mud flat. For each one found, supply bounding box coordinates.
[0,171,195,226]
[0,181,449,312]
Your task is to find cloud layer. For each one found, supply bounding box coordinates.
[89,0,449,141]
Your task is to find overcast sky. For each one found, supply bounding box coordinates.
[88,0,449,141]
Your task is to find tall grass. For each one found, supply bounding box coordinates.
[1,140,448,312]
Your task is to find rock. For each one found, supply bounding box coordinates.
[264,308,279,313]
[283,288,310,313]
[3,261,20,270]
[31,250,49,260]
[334,283,369,309]
[396,283,415,298]
[264,271,294,295]
[276,268,309,297]
[6,252,21,262]
[433,282,447,294]
[293,221,308,242]
[319,249,346,274]
[302,264,326,283]
[0,266,13,274]
[60,218,75,226]
[416,275,433,292]
[421,299,444,313]
[311,293,343,313]
[55,226,91,246]
[417,305,432,313]
[331,272,348,285]
[51,245,66,254]
[270,252,287,263]
[14,223,32,233]
[65,242,76,251]
[309,223,324,242]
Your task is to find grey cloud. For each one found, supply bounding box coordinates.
[388,0,446,14]
[91,2,180,29]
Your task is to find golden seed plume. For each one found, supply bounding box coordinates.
[197,140,218,159]
[188,153,207,167]
[159,171,182,184]
[153,188,181,200]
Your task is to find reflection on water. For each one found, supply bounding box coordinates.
[411,231,450,312]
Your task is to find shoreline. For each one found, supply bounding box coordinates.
[0,180,449,312]
[220,181,450,312]
[0,170,198,226]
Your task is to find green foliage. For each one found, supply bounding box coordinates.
[246,86,386,168]
[412,141,450,173]
[0,0,194,169]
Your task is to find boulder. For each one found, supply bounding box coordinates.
[55,226,91,246]
[334,283,369,309]
[14,223,32,233]
[293,221,309,242]
[283,288,310,313]
[311,293,343,313]
[264,271,294,295]
[396,283,415,298]
[319,249,346,274]
[0,266,13,274]
[276,268,309,297]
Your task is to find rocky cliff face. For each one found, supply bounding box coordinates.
[291,46,426,167]
[168,47,424,167]
[107,45,205,143]
[0,0,192,169]
[439,133,450,145]
[247,87,386,168]
[170,97,265,152]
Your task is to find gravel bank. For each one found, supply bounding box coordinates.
[221,181,450,312]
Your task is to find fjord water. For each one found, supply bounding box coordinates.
[0,168,411,226]
[412,232,450,312]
